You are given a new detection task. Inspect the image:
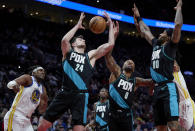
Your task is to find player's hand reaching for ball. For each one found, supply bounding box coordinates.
[132,3,140,18]
[77,12,85,29]
[113,21,119,40]
[103,11,112,26]
[174,0,182,10]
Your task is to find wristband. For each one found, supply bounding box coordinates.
[136,17,142,23]
[7,80,18,89]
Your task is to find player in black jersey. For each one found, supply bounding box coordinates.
[133,0,183,130]
[85,88,109,131]
[105,22,154,131]
[38,12,115,131]
[94,88,109,131]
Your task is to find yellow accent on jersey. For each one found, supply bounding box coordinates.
[8,86,24,131]
[173,72,189,99]
[174,72,195,125]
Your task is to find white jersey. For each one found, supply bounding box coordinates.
[173,71,195,130]
[4,76,43,131]
[10,76,43,117]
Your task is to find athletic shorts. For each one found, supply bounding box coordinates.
[109,109,134,131]
[153,82,179,126]
[4,111,33,131]
[43,87,89,126]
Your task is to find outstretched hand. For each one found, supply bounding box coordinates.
[132,3,140,18]
[174,0,182,10]
[77,12,85,29]
[113,21,119,39]
[103,11,112,26]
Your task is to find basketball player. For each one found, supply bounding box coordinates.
[173,61,195,131]
[4,66,48,131]
[132,0,183,130]
[105,22,154,131]
[38,12,115,131]
[91,88,110,131]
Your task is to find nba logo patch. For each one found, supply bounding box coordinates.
[30,89,40,104]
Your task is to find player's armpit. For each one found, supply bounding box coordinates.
[38,87,48,114]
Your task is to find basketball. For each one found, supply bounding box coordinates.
[89,16,106,34]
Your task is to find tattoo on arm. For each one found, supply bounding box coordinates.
[139,21,154,45]
[172,8,183,43]
[105,54,121,78]
[135,77,154,91]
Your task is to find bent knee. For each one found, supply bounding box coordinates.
[168,121,179,131]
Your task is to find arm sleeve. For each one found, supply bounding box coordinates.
[164,41,178,59]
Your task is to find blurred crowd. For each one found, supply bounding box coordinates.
[0,8,195,131]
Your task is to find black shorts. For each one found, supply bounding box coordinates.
[95,125,109,131]
[153,82,179,126]
[43,88,89,126]
[109,109,134,131]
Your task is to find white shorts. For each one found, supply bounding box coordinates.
[4,111,33,131]
[179,98,194,130]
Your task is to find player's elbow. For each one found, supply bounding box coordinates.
[172,39,180,44]
[61,38,69,45]
[39,103,47,114]
[108,42,114,49]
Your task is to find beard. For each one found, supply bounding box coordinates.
[77,44,86,49]
[158,37,169,44]
[100,96,106,100]
[123,66,132,73]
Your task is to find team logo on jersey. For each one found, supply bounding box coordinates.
[96,105,106,112]
[30,89,40,104]
[70,52,85,64]
[118,79,133,92]
[152,49,161,60]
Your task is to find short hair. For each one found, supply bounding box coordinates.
[100,88,108,93]
[27,65,42,75]
[165,28,173,37]
[70,35,84,44]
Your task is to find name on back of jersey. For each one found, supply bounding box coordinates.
[118,79,133,92]
[70,52,86,64]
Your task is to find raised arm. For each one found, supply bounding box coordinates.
[38,86,48,114]
[105,54,121,78]
[132,4,155,45]
[134,77,154,92]
[88,12,115,67]
[7,74,32,93]
[61,12,85,59]
[105,21,121,78]
[171,0,183,43]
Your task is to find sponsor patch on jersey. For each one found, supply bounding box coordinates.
[30,89,40,104]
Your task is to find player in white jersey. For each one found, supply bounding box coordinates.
[4,66,48,131]
[173,61,195,131]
